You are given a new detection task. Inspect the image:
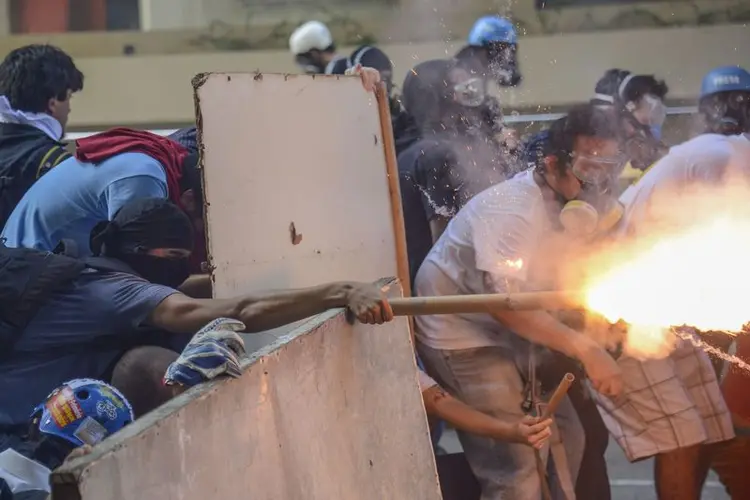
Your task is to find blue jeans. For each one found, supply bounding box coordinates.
[417,341,583,500]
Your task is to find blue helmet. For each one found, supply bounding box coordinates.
[700,66,750,100]
[31,379,134,448]
[468,16,517,46]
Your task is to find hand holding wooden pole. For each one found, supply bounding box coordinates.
[388,291,585,316]
[535,373,575,500]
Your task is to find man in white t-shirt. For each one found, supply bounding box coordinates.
[598,69,750,499]
[415,104,624,500]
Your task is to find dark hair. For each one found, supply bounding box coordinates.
[544,104,618,172]
[401,59,458,131]
[180,153,203,206]
[593,69,668,104]
[0,44,84,113]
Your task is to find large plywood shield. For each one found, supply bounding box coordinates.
[194,72,409,298]
[50,74,436,500]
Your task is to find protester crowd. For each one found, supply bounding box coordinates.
[0,14,748,500]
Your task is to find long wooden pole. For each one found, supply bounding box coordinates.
[388,291,586,316]
[375,84,411,299]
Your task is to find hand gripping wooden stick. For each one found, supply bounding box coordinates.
[388,291,584,316]
[535,373,576,500]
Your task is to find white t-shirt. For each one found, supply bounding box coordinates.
[0,448,51,494]
[619,133,750,234]
[417,369,438,392]
[414,169,552,350]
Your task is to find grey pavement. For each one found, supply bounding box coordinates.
[439,430,729,500]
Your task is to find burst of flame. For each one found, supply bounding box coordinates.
[578,215,750,358]
[506,258,524,270]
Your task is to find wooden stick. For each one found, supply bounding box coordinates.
[536,373,575,500]
[375,84,411,299]
[389,291,585,316]
[541,373,576,420]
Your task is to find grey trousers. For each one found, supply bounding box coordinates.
[418,341,583,500]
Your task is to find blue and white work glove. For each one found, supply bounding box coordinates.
[163,318,247,388]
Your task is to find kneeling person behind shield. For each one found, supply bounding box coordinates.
[0,198,393,454]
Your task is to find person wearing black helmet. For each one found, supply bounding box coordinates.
[326,45,417,156]
[396,59,509,284]
[591,69,669,178]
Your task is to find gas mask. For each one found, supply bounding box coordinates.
[294,53,324,74]
[700,91,750,136]
[447,77,487,130]
[556,153,625,238]
[618,94,668,171]
[453,77,486,108]
[486,42,521,87]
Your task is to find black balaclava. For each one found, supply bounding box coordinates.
[90,198,194,288]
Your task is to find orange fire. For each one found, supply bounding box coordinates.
[575,212,750,358]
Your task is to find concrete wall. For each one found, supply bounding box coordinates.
[51,307,441,500]
[52,24,749,129]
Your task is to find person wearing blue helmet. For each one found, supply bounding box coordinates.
[590,68,750,500]
[698,65,750,136]
[457,15,522,88]
[0,379,133,500]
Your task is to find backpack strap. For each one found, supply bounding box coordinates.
[53,239,142,277]
[82,256,141,277]
[35,145,71,179]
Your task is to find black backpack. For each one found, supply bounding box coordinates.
[0,240,137,357]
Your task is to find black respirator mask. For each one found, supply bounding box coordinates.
[295,53,325,74]
[486,42,522,87]
[700,91,750,136]
[545,153,625,238]
[446,77,487,130]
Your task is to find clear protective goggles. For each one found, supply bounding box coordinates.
[570,152,627,186]
[632,94,667,128]
[453,77,486,108]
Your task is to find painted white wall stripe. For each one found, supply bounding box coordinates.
[63,107,700,141]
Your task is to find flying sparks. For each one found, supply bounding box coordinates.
[574,207,750,358]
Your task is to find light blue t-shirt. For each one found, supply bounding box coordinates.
[0,270,178,428]
[1,152,168,255]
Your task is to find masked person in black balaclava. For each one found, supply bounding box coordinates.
[90,196,195,289]
[397,59,510,283]
[0,197,394,443]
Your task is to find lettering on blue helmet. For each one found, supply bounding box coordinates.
[714,75,741,86]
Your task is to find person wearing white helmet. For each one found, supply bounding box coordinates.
[288,21,345,75]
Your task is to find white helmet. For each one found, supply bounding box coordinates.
[289,21,333,55]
